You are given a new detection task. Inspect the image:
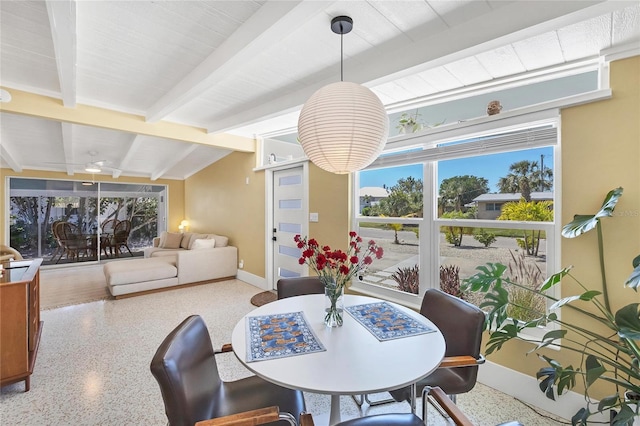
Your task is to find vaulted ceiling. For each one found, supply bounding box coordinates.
[1,1,638,180]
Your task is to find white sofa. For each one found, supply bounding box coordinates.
[104,232,237,298]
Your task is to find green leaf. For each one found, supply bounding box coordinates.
[462,263,507,292]
[612,405,638,426]
[585,355,605,388]
[540,267,572,291]
[561,187,623,238]
[550,290,602,310]
[625,258,640,291]
[597,394,619,411]
[485,323,521,354]
[616,303,640,340]
[571,408,589,426]
[480,285,510,328]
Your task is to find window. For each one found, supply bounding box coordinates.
[353,117,559,324]
[8,178,166,265]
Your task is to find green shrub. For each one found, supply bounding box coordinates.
[473,229,497,247]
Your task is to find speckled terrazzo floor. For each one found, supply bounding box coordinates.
[0,278,566,425]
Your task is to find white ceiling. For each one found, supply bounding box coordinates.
[1,0,639,180]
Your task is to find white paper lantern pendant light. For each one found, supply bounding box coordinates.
[298,16,389,174]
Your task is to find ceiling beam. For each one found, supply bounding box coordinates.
[60,122,75,175]
[113,134,142,178]
[0,135,23,172]
[145,0,331,122]
[0,87,255,152]
[151,145,198,181]
[205,0,621,134]
[45,0,77,107]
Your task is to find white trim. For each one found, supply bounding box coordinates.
[381,89,610,155]
[265,162,309,291]
[384,57,601,114]
[236,270,266,290]
[478,360,608,423]
[602,40,640,63]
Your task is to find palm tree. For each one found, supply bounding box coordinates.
[497,160,552,199]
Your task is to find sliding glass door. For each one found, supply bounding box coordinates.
[8,178,166,266]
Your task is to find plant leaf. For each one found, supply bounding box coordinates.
[625,257,640,291]
[612,405,638,426]
[540,267,572,291]
[462,263,507,292]
[571,408,589,426]
[561,187,623,238]
[485,322,521,354]
[550,290,602,310]
[536,329,567,350]
[616,303,640,340]
[597,394,619,411]
[585,355,605,388]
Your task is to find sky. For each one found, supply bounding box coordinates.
[359,147,554,193]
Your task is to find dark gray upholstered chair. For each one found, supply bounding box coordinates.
[200,387,523,426]
[276,277,325,299]
[388,289,486,413]
[150,315,306,426]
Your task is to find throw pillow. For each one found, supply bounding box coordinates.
[187,234,208,249]
[159,232,183,249]
[192,238,216,250]
[180,232,194,249]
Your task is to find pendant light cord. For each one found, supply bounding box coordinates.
[340,31,344,82]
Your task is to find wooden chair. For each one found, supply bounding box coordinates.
[0,245,23,262]
[54,222,91,263]
[100,219,119,257]
[108,219,133,257]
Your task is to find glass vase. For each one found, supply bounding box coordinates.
[324,283,344,327]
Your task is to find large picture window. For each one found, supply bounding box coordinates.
[353,117,559,325]
[7,178,166,266]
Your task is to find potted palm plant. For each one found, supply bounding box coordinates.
[463,187,639,425]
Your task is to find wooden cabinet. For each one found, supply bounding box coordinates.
[0,258,43,391]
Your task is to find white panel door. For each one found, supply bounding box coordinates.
[272,166,306,286]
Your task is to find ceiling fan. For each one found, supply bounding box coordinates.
[46,151,122,174]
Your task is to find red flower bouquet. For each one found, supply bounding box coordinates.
[294,231,383,326]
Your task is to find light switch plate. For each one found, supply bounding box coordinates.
[309,212,319,222]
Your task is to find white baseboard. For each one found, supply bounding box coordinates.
[236,270,267,290]
[478,360,608,423]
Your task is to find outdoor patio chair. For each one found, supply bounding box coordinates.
[0,244,23,262]
[53,221,91,263]
[107,219,133,257]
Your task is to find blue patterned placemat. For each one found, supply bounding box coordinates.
[346,302,436,341]
[245,311,326,362]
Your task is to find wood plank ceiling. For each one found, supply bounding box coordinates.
[1,0,638,180]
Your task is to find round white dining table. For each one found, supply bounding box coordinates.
[231,294,446,425]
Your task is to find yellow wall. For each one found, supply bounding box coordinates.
[0,168,184,244]
[487,56,640,396]
[308,163,350,254]
[183,155,349,280]
[184,152,266,277]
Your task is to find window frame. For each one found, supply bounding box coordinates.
[352,112,562,337]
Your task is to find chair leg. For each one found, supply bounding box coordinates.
[351,393,396,407]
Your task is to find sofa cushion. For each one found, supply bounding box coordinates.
[210,234,229,247]
[159,231,183,249]
[187,233,209,249]
[180,232,193,249]
[104,258,177,286]
[192,238,216,250]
